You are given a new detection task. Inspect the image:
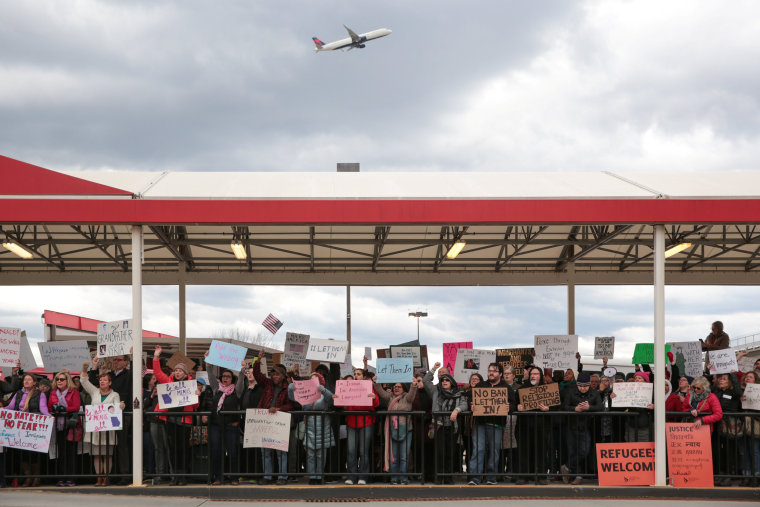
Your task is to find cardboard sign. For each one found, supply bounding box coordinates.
[157,380,198,409]
[534,335,578,371]
[375,358,413,383]
[666,423,713,488]
[518,382,561,411]
[594,337,615,360]
[0,327,21,367]
[390,345,422,368]
[668,341,703,378]
[293,378,321,405]
[596,442,655,486]
[206,340,247,371]
[38,340,92,373]
[243,409,291,451]
[283,332,311,373]
[334,379,374,407]
[96,319,133,358]
[167,351,197,371]
[0,409,54,453]
[443,342,472,373]
[453,348,495,384]
[631,343,671,365]
[495,347,534,374]
[472,386,510,416]
[306,338,349,362]
[707,347,738,375]
[85,403,123,432]
[611,382,653,408]
[741,383,760,411]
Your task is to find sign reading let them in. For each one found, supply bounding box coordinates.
[472,387,510,416]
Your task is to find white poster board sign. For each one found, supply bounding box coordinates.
[742,383,760,411]
[96,319,133,358]
[18,332,37,371]
[157,380,199,409]
[38,340,92,373]
[283,332,311,373]
[707,348,739,375]
[534,335,578,371]
[243,408,292,451]
[594,336,615,360]
[306,338,349,362]
[668,341,704,379]
[611,382,654,408]
[390,346,422,368]
[0,409,54,453]
[0,327,21,368]
[453,348,496,384]
[85,403,123,432]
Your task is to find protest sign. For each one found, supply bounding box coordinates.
[495,348,534,375]
[666,423,713,487]
[206,340,247,371]
[611,382,653,408]
[0,327,21,367]
[167,351,197,371]
[453,348,496,384]
[18,332,37,371]
[594,337,615,360]
[631,343,671,365]
[85,403,123,432]
[738,355,756,372]
[0,409,54,453]
[707,347,738,375]
[390,345,422,368]
[334,379,374,407]
[38,340,92,373]
[96,319,133,358]
[742,383,760,410]
[443,342,472,373]
[518,382,561,411]
[306,338,349,362]
[283,332,311,373]
[376,357,413,383]
[157,380,199,409]
[339,353,354,377]
[243,409,291,451]
[596,442,655,486]
[668,341,703,378]
[293,378,321,405]
[195,371,209,385]
[534,335,578,371]
[472,386,510,416]
[364,346,372,360]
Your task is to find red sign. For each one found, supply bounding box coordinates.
[596,442,655,486]
[666,422,714,488]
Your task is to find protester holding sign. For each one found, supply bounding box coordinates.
[701,321,730,372]
[81,360,123,486]
[337,361,379,485]
[711,371,742,486]
[5,372,50,486]
[203,351,242,486]
[560,371,601,485]
[237,360,265,482]
[287,366,335,484]
[516,366,550,485]
[739,371,760,486]
[48,370,82,486]
[373,372,419,485]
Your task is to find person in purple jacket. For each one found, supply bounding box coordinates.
[6,373,50,487]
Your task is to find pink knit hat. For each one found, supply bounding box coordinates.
[634,371,650,382]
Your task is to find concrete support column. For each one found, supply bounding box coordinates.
[653,224,667,486]
[131,225,144,486]
[567,261,576,335]
[179,261,186,354]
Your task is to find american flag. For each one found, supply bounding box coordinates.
[262,313,283,335]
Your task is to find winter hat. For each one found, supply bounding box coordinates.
[174,363,189,375]
[312,372,325,386]
[196,377,207,386]
[440,374,457,387]
[680,375,694,385]
[577,371,591,385]
[634,371,650,382]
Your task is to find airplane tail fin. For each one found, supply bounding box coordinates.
[312,37,324,51]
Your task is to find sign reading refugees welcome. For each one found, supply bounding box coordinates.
[596,442,655,486]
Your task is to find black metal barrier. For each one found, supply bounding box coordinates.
[2,409,758,486]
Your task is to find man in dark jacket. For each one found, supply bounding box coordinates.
[560,371,601,485]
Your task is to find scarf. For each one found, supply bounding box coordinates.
[55,388,69,431]
[217,383,236,412]
[437,376,462,426]
[690,390,709,410]
[22,387,37,412]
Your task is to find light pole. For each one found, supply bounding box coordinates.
[408,311,428,341]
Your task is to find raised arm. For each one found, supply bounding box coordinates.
[373,382,392,403]
[422,370,436,397]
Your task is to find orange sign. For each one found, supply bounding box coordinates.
[666,422,714,488]
[595,442,655,486]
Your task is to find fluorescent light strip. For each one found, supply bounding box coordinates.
[2,241,34,259]
[230,241,247,260]
[664,242,692,258]
[446,241,466,259]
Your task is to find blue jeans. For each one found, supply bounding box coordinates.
[390,432,412,482]
[263,448,288,481]
[346,425,373,481]
[307,447,328,480]
[210,424,239,482]
[468,424,503,483]
[740,436,760,477]
[566,427,591,475]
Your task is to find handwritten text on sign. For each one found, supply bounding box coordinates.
[243,409,291,451]
[96,319,133,358]
[0,409,54,453]
[283,332,311,373]
[334,379,373,407]
[0,327,21,367]
[596,442,655,486]
[594,337,615,360]
[472,387,510,416]
[518,382,561,411]
[707,347,738,375]
[293,378,321,405]
[38,340,92,373]
[305,338,349,362]
[442,342,472,373]
[611,382,653,409]
[666,423,713,488]
[375,358,413,383]
[495,348,534,375]
[668,341,703,379]
[390,346,422,368]
[85,403,123,432]
[743,383,760,411]
[206,340,247,371]
[534,335,578,371]
[453,348,495,384]
[157,380,198,409]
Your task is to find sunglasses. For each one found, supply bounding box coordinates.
[56,377,67,381]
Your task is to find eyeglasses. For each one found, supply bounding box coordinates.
[56,378,66,381]
[691,386,703,391]
[393,385,403,389]
[221,375,233,379]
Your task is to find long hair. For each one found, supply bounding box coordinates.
[21,374,38,412]
[54,371,76,391]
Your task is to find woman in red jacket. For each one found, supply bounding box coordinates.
[685,376,723,431]
[335,362,378,485]
[153,345,200,486]
[48,370,82,486]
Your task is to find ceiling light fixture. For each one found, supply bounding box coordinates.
[664,242,692,258]
[2,240,34,259]
[230,240,247,260]
[446,241,466,259]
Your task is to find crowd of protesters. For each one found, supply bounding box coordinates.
[0,321,759,488]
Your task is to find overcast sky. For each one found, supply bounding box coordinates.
[2,1,760,369]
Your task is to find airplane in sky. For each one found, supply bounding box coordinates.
[312,25,392,52]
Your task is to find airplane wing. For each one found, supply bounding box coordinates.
[343,25,361,43]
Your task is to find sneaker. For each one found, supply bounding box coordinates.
[65,481,75,487]
[515,478,527,485]
[276,478,288,486]
[571,476,583,485]
[560,464,571,484]
[718,477,732,487]
[467,480,479,485]
[535,479,548,485]
[345,479,354,485]
[400,480,409,485]
[357,479,366,485]
[390,479,399,485]
[486,480,498,485]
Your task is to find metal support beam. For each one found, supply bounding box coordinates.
[567,261,575,335]
[179,261,187,354]
[653,224,666,487]
[346,285,351,354]
[131,225,144,487]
